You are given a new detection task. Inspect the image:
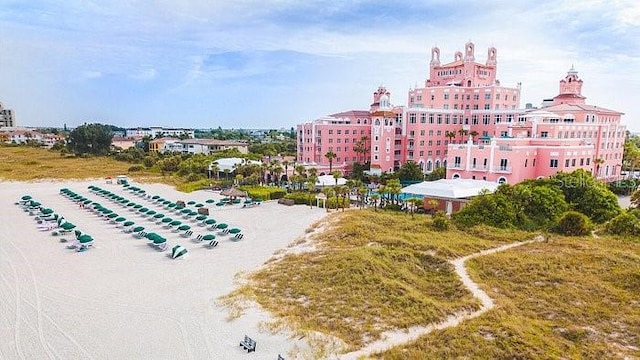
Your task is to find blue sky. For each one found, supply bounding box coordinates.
[1,0,638,130]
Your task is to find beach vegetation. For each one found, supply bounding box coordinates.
[224,210,532,351]
[67,123,114,155]
[554,211,592,236]
[378,235,640,359]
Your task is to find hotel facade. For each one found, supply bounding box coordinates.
[296,42,625,184]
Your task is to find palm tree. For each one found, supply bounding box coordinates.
[370,193,380,211]
[458,129,468,142]
[331,170,342,186]
[445,130,456,145]
[306,176,317,208]
[594,157,605,178]
[469,130,479,142]
[282,160,290,183]
[336,185,350,211]
[325,151,337,173]
[321,187,334,212]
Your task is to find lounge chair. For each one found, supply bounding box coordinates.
[133,231,147,239]
[207,240,219,248]
[180,230,193,238]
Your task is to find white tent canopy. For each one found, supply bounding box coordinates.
[401,179,500,199]
[210,157,261,172]
[316,174,347,187]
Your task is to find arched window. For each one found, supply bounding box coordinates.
[426,161,433,171]
[435,160,441,168]
[497,177,507,184]
[452,173,460,179]
[374,119,380,126]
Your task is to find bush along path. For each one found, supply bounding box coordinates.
[338,235,545,360]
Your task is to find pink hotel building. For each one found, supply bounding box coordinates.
[296,42,625,184]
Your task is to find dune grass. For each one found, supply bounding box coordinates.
[0,146,157,181]
[378,235,640,359]
[222,210,533,353]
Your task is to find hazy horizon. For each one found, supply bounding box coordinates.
[1,1,638,131]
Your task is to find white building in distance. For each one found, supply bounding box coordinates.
[0,102,15,128]
[125,127,195,138]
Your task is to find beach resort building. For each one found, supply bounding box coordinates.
[0,102,15,128]
[149,138,249,155]
[125,127,195,139]
[1,128,64,148]
[295,41,626,183]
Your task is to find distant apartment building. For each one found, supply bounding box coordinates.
[0,102,15,128]
[149,138,248,155]
[1,129,64,148]
[125,127,195,139]
[296,41,626,183]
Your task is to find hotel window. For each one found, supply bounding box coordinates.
[374,145,379,152]
[420,130,425,135]
[428,150,433,156]
[565,159,570,167]
[533,159,536,167]
[345,130,349,134]
[329,139,333,143]
[483,115,490,125]
[429,114,434,124]
[473,105,479,110]
[474,94,480,100]
[444,93,449,100]
[485,93,491,100]
[437,115,442,124]
[436,150,441,155]
[525,159,528,167]
[419,140,425,146]
[337,130,341,134]
[495,114,501,123]
[417,95,422,101]
[586,158,591,165]
[329,130,333,134]
[540,131,548,138]
[466,105,470,110]
[507,114,513,122]
[513,95,517,101]
[420,114,426,123]
[419,151,424,156]
[580,158,584,166]
[495,104,500,110]
[436,140,441,146]
[572,159,576,167]
[466,94,471,100]
[336,139,341,143]
[484,104,490,110]
[453,115,458,124]
[428,140,433,146]
[429,130,434,136]
[431,95,435,100]
[445,115,450,124]
[437,130,442,136]
[409,114,416,124]
[500,131,508,137]
[550,159,558,168]
[454,94,459,100]
[472,115,479,125]
[454,104,459,110]
[496,94,500,100]
[443,104,449,109]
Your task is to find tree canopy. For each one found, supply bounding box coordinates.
[67,123,114,155]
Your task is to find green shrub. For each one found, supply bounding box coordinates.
[241,186,286,201]
[128,165,144,172]
[284,192,314,205]
[176,179,210,193]
[554,211,591,236]
[605,212,640,236]
[432,211,450,231]
[186,172,203,182]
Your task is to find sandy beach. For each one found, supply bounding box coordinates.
[0,179,327,359]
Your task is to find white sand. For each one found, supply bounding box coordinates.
[0,179,327,360]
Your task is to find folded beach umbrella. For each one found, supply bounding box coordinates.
[132,226,145,233]
[83,200,92,205]
[187,200,196,205]
[41,208,54,215]
[177,225,191,231]
[216,223,228,230]
[167,203,177,208]
[195,215,207,221]
[171,245,187,259]
[151,195,160,200]
[115,217,126,223]
[144,232,160,240]
[181,208,191,214]
[123,221,135,227]
[127,202,135,207]
[205,199,214,204]
[169,220,182,227]
[122,183,130,188]
[146,210,156,216]
[153,213,165,219]
[161,217,173,223]
[228,228,241,234]
[162,200,171,205]
[139,207,149,213]
[152,236,166,245]
[204,219,216,225]
[133,204,143,209]
[107,213,118,219]
[202,234,215,241]
[195,203,204,208]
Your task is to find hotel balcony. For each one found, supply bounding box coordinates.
[493,166,512,173]
[470,165,488,171]
[449,163,464,170]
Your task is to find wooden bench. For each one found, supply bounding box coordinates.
[239,335,256,353]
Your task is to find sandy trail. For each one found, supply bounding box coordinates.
[339,236,543,359]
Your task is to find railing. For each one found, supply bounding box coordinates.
[498,145,513,151]
[493,166,512,173]
[470,165,488,171]
[449,163,464,169]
